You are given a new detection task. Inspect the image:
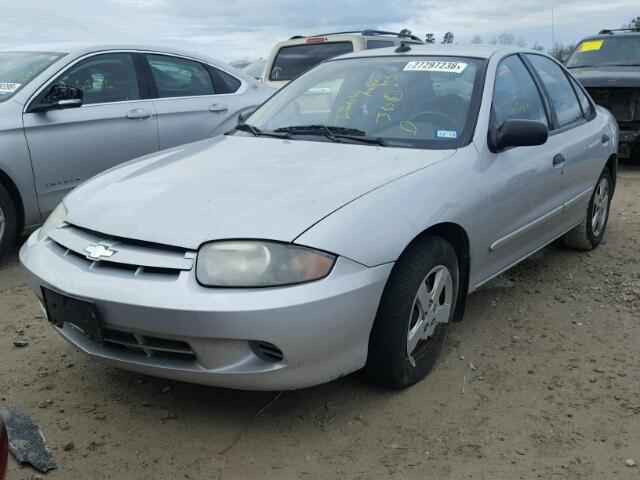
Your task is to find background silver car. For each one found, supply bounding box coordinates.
[0,44,274,260]
[20,45,618,391]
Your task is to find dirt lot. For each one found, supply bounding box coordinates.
[1,165,639,480]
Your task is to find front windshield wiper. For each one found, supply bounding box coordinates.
[601,62,640,67]
[233,123,291,139]
[274,125,391,146]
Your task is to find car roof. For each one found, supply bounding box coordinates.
[0,43,231,67]
[580,32,640,41]
[334,43,535,60]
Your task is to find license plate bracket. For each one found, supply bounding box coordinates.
[41,287,103,344]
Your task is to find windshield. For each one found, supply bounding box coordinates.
[248,55,485,149]
[269,42,354,81]
[0,51,65,101]
[567,37,640,68]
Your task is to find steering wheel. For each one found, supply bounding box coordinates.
[409,110,459,130]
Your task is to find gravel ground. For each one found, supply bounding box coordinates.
[1,165,639,480]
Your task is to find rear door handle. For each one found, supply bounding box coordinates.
[209,103,228,113]
[126,108,152,119]
[553,154,566,167]
[602,134,610,145]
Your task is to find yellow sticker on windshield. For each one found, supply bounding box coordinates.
[579,40,604,52]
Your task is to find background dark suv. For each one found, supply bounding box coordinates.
[566,29,640,161]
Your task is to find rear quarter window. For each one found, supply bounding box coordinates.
[269,42,354,81]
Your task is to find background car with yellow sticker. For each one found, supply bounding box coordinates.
[567,29,640,161]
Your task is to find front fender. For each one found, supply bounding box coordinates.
[295,147,487,269]
[0,101,41,228]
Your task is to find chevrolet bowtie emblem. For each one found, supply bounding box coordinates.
[84,244,117,260]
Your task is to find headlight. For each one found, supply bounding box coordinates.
[37,203,68,241]
[196,240,336,287]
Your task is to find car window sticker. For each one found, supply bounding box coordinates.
[0,82,21,94]
[404,61,468,74]
[578,40,604,53]
[436,129,458,139]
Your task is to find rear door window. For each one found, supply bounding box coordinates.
[146,54,214,98]
[569,76,595,120]
[526,54,584,129]
[269,42,354,81]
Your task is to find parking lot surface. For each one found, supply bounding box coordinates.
[1,165,639,480]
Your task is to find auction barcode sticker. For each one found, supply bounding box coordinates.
[0,82,21,93]
[404,61,467,74]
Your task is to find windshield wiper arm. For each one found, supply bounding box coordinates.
[274,125,393,147]
[275,125,367,137]
[331,134,391,147]
[234,123,291,139]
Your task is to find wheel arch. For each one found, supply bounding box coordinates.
[0,168,25,234]
[404,222,470,323]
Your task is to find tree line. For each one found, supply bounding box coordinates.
[401,15,640,62]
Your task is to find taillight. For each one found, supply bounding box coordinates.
[306,37,326,44]
[0,421,8,480]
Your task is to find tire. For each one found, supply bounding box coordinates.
[367,235,459,389]
[562,168,612,251]
[0,184,17,263]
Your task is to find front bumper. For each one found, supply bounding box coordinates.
[619,128,640,158]
[19,232,393,390]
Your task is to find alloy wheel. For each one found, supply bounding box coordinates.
[591,177,609,237]
[407,265,453,367]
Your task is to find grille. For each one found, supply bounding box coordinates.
[101,327,196,361]
[48,224,195,276]
[251,341,284,362]
[586,87,640,125]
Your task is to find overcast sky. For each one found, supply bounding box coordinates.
[0,0,637,62]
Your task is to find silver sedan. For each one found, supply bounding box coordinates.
[20,45,618,390]
[0,44,273,260]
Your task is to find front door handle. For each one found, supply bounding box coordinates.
[553,154,566,167]
[602,134,610,145]
[209,103,228,113]
[126,108,152,119]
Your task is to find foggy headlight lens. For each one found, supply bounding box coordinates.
[37,203,68,241]
[196,241,336,287]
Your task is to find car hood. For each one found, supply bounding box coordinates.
[65,135,453,249]
[569,66,640,88]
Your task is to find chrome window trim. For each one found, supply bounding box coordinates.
[24,49,247,114]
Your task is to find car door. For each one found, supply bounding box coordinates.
[475,54,568,282]
[144,53,246,149]
[525,54,605,224]
[23,52,159,216]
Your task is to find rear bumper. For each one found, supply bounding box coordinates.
[19,231,393,390]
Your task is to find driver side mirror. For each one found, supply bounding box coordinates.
[28,85,83,113]
[491,119,549,152]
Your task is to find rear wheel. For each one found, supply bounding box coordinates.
[367,236,458,389]
[0,184,17,263]
[562,168,612,251]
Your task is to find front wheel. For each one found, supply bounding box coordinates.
[367,236,459,389]
[562,168,612,251]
